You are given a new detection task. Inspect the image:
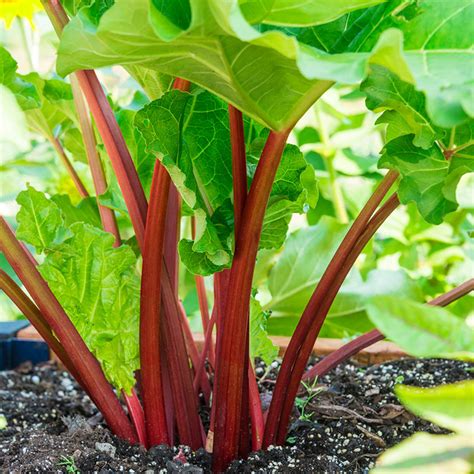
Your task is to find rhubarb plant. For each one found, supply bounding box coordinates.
[1,0,473,472]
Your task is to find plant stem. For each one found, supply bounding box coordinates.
[229,106,247,235]
[303,278,474,380]
[69,74,121,246]
[160,273,204,449]
[139,161,171,447]
[178,301,212,403]
[263,171,398,447]
[191,217,215,365]
[0,217,137,443]
[212,129,290,472]
[123,389,147,446]
[0,270,81,383]
[43,0,148,244]
[49,136,89,198]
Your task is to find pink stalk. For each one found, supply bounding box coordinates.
[0,217,137,443]
[191,217,215,365]
[0,269,83,384]
[42,1,148,245]
[139,161,171,446]
[69,74,121,246]
[124,389,147,446]
[49,136,89,198]
[304,278,474,380]
[213,129,290,472]
[264,184,399,447]
[178,302,212,402]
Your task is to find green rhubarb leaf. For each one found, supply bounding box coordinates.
[135,88,233,275]
[0,47,40,110]
[240,0,386,27]
[395,382,474,435]
[380,135,474,224]
[116,108,155,197]
[57,0,473,130]
[16,188,138,392]
[362,65,441,148]
[16,185,68,253]
[249,139,319,250]
[263,219,422,336]
[366,296,474,361]
[372,432,474,474]
[249,295,278,365]
[39,223,140,392]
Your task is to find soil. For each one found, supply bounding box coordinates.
[1,357,472,473]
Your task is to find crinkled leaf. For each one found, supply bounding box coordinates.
[249,139,319,249]
[39,223,140,392]
[249,295,278,365]
[15,188,139,392]
[116,108,155,196]
[362,65,442,148]
[135,89,233,275]
[366,296,474,361]
[380,135,474,224]
[16,185,68,253]
[395,382,474,435]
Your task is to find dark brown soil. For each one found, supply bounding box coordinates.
[1,358,472,473]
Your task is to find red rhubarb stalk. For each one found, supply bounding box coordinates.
[0,269,83,383]
[0,217,137,443]
[212,129,290,472]
[304,278,474,380]
[191,217,215,365]
[161,271,204,449]
[124,389,148,446]
[178,301,212,402]
[139,161,171,446]
[264,180,399,447]
[69,74,121,246]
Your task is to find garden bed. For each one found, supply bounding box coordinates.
[2,357,472,473]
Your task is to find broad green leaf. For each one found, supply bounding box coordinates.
[57,0,473,129]
[249,295,278,365]
[264,218,422,326]
[250,140,319,249]
[135,89,233,274]
[0,47,40,110]
[241,0,386,27]
[362,65,441,149]
[39,223,140,392]
[16,188,138,392]
[372,432,473,474]
[16,185,68,253]
[117,108,155,197]
[366,296,474,360]
[380,135,474,224]
[395,382,474,435]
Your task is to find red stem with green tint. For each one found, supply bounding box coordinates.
[0,217,137,443]
[264,171,399,447]
[50,136,89,198]
[139,161,171,447]
[0,269,82,384]
[69,74,121,246]
[304,278,474,380]
[212,129,290,472]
